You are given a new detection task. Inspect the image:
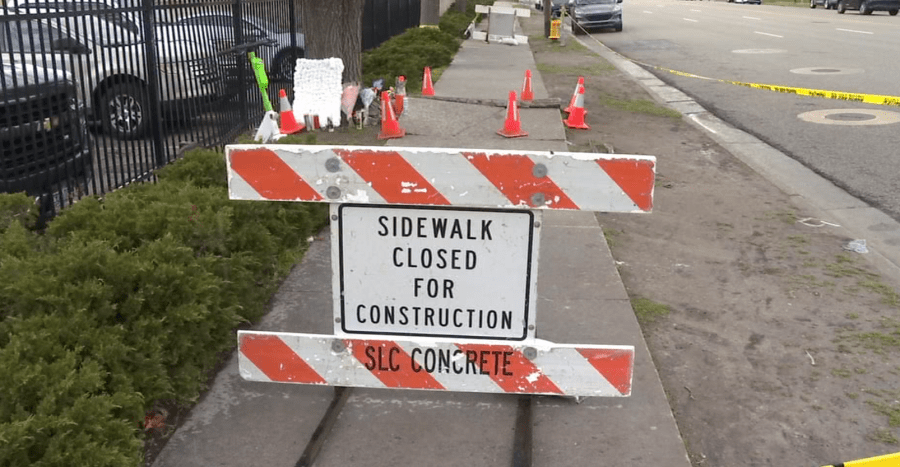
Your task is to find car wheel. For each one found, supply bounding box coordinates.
[837,0,846,12]
[615,21,623,32]
[890,9,898,14]
[99,82,149,140]
[572,21,583,35]
[274,48,304,83]
[810,0,816,8]
[859,0,870,13]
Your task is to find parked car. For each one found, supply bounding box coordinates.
[550,0,570,17]
[810,0,838,9]
[0,0,222,140]
[1,62,92,201]
[174,13,305,82]
[570,0,624,34]
[729,0,762,4]
[835,0,899,14]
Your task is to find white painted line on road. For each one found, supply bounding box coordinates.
[754,31,783,38]
[684,18,699,22]
[743,16,761,20]
[836,28,873,35]
[689,114,718,134]
[691,9,702,12]
[643,10,654,13]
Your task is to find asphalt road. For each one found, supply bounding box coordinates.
[590,0,900,221]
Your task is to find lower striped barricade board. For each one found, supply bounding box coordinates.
[238,331,634,397]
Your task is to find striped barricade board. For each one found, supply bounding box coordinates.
[226,145,656,397]
[238,332,633,397]
[226,145,654,212]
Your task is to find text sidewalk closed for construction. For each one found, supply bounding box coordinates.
[335,204,539,340]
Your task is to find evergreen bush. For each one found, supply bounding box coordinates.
[0,148,328,465]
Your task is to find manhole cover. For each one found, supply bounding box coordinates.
[790,67,864,75]
[798,109,900,126]
[733,49,787,54]
[826,113,875,121]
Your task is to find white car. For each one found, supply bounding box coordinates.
[0,0,222,140]
[175,13,305,83]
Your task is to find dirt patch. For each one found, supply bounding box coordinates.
[518,13,900,467]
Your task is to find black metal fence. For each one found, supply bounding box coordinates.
[1,0,302,219]
[363,0,421,50]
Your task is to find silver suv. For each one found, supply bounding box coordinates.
[0,0,222,140]
[175,13,305,83]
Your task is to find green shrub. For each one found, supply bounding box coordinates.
[0,192,39,233]
[362,27,461,92]
[439,7,473,37]
[0,148,328,465]
[360,1,493,92]
[155,148,228,189]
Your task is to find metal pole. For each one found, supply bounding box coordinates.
[232,0,249,127]
[288,0,296,50]
[142,0,166,167]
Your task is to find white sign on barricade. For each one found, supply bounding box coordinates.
[335,204,539,340]
[226,144,655,397]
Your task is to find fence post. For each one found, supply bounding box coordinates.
[289,0,297,50]
[233,0,249,128]
[141,0,166,167]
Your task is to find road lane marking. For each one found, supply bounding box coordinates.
[754,31,783,38]
[691,9,702,12]
[743,16,760,20]
[684,18,698,22]
[643,10,654,13]
[836,28,873,34]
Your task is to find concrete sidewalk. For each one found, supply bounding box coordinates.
[152,19,691,467]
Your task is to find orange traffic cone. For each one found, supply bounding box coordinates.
[278,89,304,134]
[393,75,406,116]
[378,91,406,140]
[422,66,435,96]
[521,70,534,102]
[497,91,528,138]
[564,76,585,113]
[564,85,590,129]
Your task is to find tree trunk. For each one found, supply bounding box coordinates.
[456,0,467,13]
[421,0,441,25]
[543,0,551,37]
[298,0,365,83]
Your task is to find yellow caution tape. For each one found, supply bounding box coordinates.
[580,33,900,108]
[650,63,900,108]
[823,450,900,467]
